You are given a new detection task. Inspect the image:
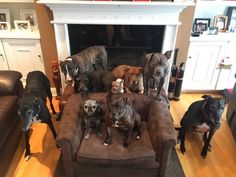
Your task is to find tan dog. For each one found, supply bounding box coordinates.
[112,65,144,94]
[111,78,124,93]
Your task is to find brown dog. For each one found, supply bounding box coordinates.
[112,65,144,94]
[103,93,142,147]
[143,51,172,98]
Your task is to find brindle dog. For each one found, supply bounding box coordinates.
[60,46,107,84]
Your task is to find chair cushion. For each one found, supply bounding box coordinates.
[77,122,159,169]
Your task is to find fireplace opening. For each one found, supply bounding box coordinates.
[68,24,165,68]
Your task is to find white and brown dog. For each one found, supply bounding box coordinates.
[111,78,124,93]
[81,99,103,139]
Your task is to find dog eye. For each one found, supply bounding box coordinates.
[84,106,88,109]
[92,106,96,109]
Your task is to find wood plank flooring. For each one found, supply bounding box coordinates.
[5,93,236,177]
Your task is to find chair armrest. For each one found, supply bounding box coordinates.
[146,100,176,177]
[0,70,23,96]
[56,95,83,158]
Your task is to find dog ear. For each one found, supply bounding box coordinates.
[202,95,213,100]
[138,67,143,73]
[164,50,172,59]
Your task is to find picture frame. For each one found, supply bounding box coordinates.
[14,20,31,32]
[193,23,208,33]
[0,9,11,28]
[208,26,218,35]
[213,15,228,32]
[0,22,10,31]
[226,7,236,32]
[194,18,211,28]
[20,9,38,29]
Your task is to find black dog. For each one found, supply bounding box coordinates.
[74,73,92,93]
[18,71,57,161]
[103,93,142,147]
[177,95,226,158]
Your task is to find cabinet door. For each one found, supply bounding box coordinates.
[182,42,224,90]
[2,39,45,83]
[216,42,236,90]
[0,41,9,70]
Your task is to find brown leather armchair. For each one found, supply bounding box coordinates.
[0,70,23,175]
[57,92,176,177]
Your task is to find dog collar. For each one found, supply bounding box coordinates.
[201,102,211,120]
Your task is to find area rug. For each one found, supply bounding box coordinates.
[54,148,185,177]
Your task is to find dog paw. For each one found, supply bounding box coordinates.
[96,132,103,138]
[103,142,109,146]
[180,145,186,154]
[25,154,31,161]
[136,135,141,140]
[123,142,129,148]
[84,133,91,140]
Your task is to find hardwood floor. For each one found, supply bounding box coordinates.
[5,93,236,177]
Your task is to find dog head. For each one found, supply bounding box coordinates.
[202,95,226,125]
[112,78,124,93]
[82,99,99,116]
[18,97,41,132]
[106,93,128,122]
[124,67,143,86]
[60,58,80,84]
[74,73,91,93]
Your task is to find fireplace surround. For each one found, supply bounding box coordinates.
[38,0,191,89]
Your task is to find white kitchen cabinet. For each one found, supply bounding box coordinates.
[0,30,45,84]
[0,40,9,70]
[183,35,236,91]
[2,38,45,83]
[183,41,225,90]
[215,41,236,90]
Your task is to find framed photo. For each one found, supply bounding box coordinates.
[194,18,211,28]
[208,26,218,35]
[0,9,11,27]
[193,23,208,33]
[0,22,10,31]
[20,9,38,29]
[14,20,31,31]
[213,15,228,32]
[226,7,236,32]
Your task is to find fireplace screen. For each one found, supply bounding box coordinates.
[68,24,164,68]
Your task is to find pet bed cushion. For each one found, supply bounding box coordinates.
[76,122,159,168]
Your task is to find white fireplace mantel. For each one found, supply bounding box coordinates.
[38,1,194,25]
[38,0,193,89]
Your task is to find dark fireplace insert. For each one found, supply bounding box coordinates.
[68,24,164,68]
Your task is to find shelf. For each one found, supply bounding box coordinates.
[0,29,40,39]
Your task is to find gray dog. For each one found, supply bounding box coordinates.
[60,45,107,84]
[143,51,172,98]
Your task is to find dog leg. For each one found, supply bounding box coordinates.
[135,117,142,140]
[47,120,57,139]
[201,130,215,158]
[24,130,31,161]
[178,127,186,154]
[203,132,211,152]
[156,77,164,100]
[84,128,92,139]
[103,126,112,146]
[47,88,57,115]
[123,130,132,148]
